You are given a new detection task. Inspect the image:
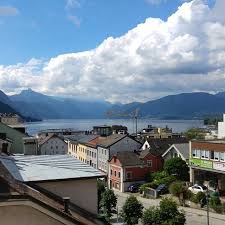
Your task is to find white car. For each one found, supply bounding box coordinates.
[188,185,207,194]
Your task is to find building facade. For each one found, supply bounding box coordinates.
[38,134,67,155]
[190,140,225,194]
[108,151,157,192]
[97,135,142,174]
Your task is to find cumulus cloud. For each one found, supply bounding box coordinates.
[0,6,19,16]
[1,0,225,103]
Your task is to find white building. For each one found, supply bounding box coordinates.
[218,114,225,139]
[97,134,142,173]
[38,134,67,155]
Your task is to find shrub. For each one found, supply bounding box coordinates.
[195,192,206,204]
[152,171,167,180]
[169,181,184,196]
[210,196,222,213]
[222,202,225,213]
[146,172,153,182]
[183,190,193,201]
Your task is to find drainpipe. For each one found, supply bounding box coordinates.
[63,197,70,213]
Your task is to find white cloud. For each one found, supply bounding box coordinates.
[146,0,168,5]
[67,14,81,27]
[65,0,80,10]
[1,0,225,103]
[0,6,19,16]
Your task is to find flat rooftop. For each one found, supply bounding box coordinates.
[0,155,105,182]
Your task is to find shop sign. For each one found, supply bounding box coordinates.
[213,162,225,172]
[190,158,213,169]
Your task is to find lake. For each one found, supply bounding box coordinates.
[25,119,204,135]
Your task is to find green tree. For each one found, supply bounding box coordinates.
[97,180,106,210]
[164,157,189,181]
[100,189,117,220]
[184,128,204,140]
[142,198,185,225]
[169,181,186,205]
[142,207,161,225]
[121,195,143,225]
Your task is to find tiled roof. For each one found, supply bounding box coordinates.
[98,134,127,148]
[38,134,65,146]
[110,151,143,167]
[142,138,188,157]
[173,143,189,159]
[0,155,104,182]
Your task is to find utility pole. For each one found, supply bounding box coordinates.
[206,186,209,225]
[134,108,139,136]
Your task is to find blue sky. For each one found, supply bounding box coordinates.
[0,0,224,103]
[0,0,191,65]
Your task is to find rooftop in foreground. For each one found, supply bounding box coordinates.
[0,154,105,182]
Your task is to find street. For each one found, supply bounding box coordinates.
[114,190,225,225]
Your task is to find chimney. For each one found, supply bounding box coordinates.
[63,197,70,213]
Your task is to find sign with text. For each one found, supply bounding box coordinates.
[190,158,213,169]
[213,162,225,172]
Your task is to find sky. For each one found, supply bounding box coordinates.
[1,0,225,103]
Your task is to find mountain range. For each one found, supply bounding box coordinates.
[0,89,225,120]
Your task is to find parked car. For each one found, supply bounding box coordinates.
[128,183,141,193]
[188,184,207,194]
[156,184,167,195]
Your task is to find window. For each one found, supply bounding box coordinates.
[205,151,209,159]
[211,151,214,159]
[192,149,197,157]
[147,160,152,167]
[220,152,225,161]
[111,169,112,175]
[126,172,132,179]
[214,152,219,160]
[114,171,117,177]
[196,150,201,158]
[201,150,205,158]
[118,172,121,178]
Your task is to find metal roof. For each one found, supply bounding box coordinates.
[0,155,104,182]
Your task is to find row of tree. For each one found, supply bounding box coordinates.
[99,187,185,225]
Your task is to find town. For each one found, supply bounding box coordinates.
[1,113,225,224]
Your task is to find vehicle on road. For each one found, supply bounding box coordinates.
[156,184,167,195]
[188,184,207,194]
[128,183,141,193]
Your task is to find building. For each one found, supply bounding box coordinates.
[93,125,112,137]
[162,143,189,163]
[108,151,157,192]
[0,154,107,225]
[37,129,84,140]
[38,134,68,155]
[0,122,37,154]
[0,138,11,154]
[189,140,225,194]
[0,113,23,125]
[137,125,174,140]
[97,134,142,174]
[218,114,225,139]
[141,137,188,152]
